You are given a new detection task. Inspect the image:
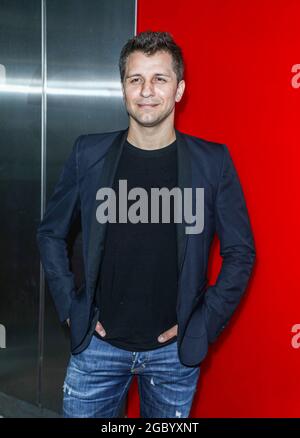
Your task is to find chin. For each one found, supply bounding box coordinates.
[141,116,163,125]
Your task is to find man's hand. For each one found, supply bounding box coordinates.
[157,324,178,343]
[95,321,106,337]
[65,318,106,337]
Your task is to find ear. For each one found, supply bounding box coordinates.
[175,79,186,102]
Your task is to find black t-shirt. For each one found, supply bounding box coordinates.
[94,137,178,351]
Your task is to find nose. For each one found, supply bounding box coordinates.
[140,80,155,98]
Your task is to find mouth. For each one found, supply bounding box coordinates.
[137,104,159,108]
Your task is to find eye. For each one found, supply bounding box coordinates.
[130,78,140,83]
[156,77,166,82]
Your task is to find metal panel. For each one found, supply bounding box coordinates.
[43,0,136,414]
[0,0,136,416]
[0,0,41,406]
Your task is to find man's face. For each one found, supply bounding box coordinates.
[121,50,185,127]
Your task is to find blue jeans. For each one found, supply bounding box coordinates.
[62,334,200,418]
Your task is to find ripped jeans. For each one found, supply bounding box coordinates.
[62,334,200,418]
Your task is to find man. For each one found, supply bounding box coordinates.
[36,30,256,418]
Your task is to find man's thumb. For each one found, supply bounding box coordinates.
[96,321,106,337]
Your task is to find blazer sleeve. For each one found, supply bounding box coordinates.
[36,135,85,324]
[203,143,256,343]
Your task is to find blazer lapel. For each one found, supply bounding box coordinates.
[87,127,129,293]
[175,128,192,276]
[87,126,192,298]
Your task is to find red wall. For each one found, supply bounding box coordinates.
[126,0,300,417]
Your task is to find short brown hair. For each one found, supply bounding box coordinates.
[119,30,184,84]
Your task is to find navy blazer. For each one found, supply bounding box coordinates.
[36,127,256,367]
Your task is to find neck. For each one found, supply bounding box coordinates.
[126,123,176,151]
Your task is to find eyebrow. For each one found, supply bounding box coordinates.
[126,73,171,79]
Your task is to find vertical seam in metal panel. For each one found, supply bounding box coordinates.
[37,0,47,409]
[134,0,137,35]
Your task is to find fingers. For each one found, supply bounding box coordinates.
[95,321,106,337]
[68,319,177,343]
[158,324,178,343]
